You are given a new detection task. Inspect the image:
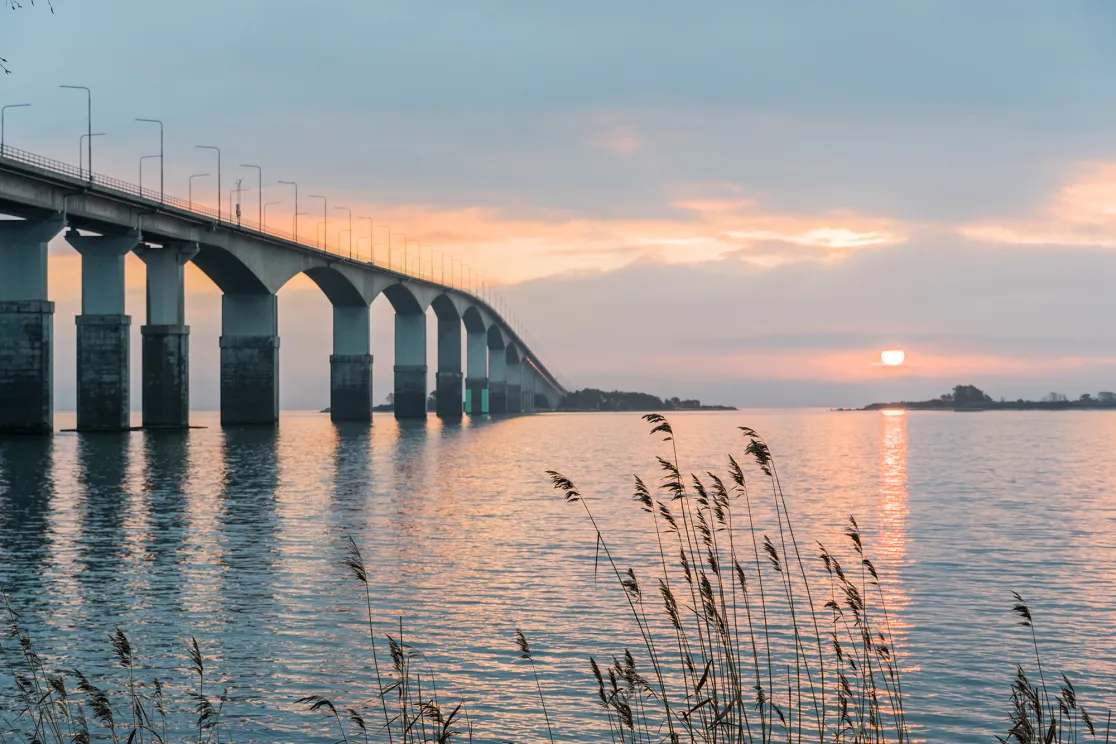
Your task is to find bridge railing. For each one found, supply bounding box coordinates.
[0,143,568,395]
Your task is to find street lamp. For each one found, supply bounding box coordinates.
[360,216,373,263]
[60,85,91,177]
[334,206,352,257]
[79,133,105,174]
[196,145,221,221]
[135,118,163,201]
[380,225,393,269]
[262,200,281,229]
[189,173,209,210]
[139,154,160,194]
[1,103,30,154]
[395,234,406,273]
[308,194,327,249]
[278,180,298,239]
[240,164,262,226]
[228,180,247,226]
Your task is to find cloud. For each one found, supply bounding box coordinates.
[960,162,1116,248]
[270,188,909,284]
[595,126,643,156]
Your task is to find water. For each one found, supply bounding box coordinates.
[1,410,1115,741]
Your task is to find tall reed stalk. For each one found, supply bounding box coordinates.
[548,415,909,743]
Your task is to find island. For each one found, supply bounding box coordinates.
[557,388,736,412]
[858,385,1116,411]
[322,388,736,414]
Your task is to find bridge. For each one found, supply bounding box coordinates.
[0,145,567,434]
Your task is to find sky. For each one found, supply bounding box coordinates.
[5,1,1116,408]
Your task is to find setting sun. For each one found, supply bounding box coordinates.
[881,349,906,366]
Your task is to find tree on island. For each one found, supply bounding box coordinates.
[952,384,993,407]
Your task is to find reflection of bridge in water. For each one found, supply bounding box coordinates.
[0,146,567,434]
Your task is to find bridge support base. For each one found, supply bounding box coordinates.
[0,300,54,434]
[465,377,487,415]
[331,354,373,422]
[220,336,279,425]
[488,381,507,414]
[507,384,523,413]
[436,371,463,419]
[394,364,427,419]
[142,325,190,428]
[76,314,130,430]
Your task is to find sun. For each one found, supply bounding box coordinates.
[880,349,906,366]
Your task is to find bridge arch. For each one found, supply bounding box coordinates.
[462,305,486,334]
[190,244,270,295]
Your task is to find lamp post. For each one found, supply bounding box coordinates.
[308,194,327,250]
[79,133,105,175]
[1,103,30,154]
[262,200,281,229]
[228,179,246,226]
[196,145,221,221]
[382,225,393,269]
[360,216,373,263]
[240,164,262,226]
[135,118,163,201]
[396,234,406,273]
[60,85,91,177]
[278,180,298,239]
[139,154,160,194]
[189,173,209,210]
[334,206,352,257]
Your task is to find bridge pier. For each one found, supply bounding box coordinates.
[523,367,537,412]
[220,293,279,426]
[394,311,427,419]
[136,242,197,429]
[0,215,65,434]
[436,315,462,419]
[488,342,507,414]
[331,305,373,422]
[464,327,487,416]
[506,352,523,414]
[66,229,140,431]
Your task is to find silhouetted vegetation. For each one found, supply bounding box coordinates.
[560,388,735,411]
[861,385,1116,411]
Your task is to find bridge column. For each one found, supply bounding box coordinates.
[523,367,537,413]
[436,315,462,419]
[220,293,279,425]
[331,305,373,422]
[542,384,563,411]
[393,311,426,419]
[507,353,523,414]
[464,327,487,416]
[488,344,507,414]
[136,242,198,429]
[0,215,65,434]
[66,229,140,431]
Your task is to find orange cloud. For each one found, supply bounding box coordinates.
[960,162,1116,247]
[595,126,643,156]
[273,188,908,284]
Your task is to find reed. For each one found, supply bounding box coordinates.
[547,414,908,744]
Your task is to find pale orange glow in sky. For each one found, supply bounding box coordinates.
[620,349,1116,383]
[960,162,1116,248]
[246,191,908,284]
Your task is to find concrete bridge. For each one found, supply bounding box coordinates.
[0,146,567,434]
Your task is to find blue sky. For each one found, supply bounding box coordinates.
[5,1,1116,407]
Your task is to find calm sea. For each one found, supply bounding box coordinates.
[1,410,1114,742]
